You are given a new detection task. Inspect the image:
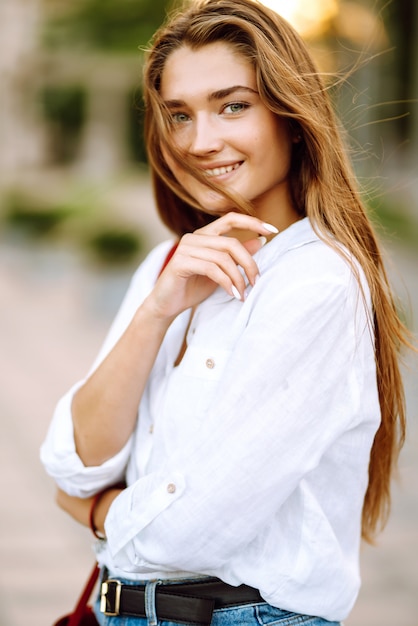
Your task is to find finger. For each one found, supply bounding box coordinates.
[181,232,261,274]
[171,254,242,300]
[242,236,267,256]
[195,212,279,238]
[178,235,260,289]
[175,244,249,297]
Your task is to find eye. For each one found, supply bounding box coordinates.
[171,112,190,123]
[223,102,249,115]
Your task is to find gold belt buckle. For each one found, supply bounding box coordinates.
[100,579,122,616]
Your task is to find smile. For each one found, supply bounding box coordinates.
[204,162,242,177]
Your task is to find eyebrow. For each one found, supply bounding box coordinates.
[163,85,258,109]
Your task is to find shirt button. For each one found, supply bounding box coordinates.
[167,483,176,494]
[149,424,154,434]
[205,358,215,369]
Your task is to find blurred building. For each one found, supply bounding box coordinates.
[0,0,46,184]
[0,0,417,204]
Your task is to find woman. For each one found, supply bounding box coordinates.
[41,1,409,624]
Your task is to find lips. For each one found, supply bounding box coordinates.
[204,162,242,177]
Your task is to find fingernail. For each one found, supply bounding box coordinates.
[257,236,267,247]
[231,285,241,301]
[262,222,279,234]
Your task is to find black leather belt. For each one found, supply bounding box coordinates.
[100,575,263,625]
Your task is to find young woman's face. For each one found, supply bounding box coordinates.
[160,41,298,225]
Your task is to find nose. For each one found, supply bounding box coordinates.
[188,113,224,156]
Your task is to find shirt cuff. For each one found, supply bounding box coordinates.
[40,382,131,496]
[105,471,185,565]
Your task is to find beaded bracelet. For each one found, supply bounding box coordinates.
[89,488,109,539]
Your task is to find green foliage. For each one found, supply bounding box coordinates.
[87,227,144,264]
[41,86,87,162]
[4,193,74,237]
[367,197,418,245]
[2,187,146,266]
[44,0,181,52]
[128,88,148,163]
[42,86,86,128]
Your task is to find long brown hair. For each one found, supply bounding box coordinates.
[143,0,410,542]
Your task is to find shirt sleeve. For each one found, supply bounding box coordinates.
[104,246,379,573]
[40,240,176,496]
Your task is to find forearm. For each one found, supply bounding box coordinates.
[56,486,122,536]
[73,300,173,467]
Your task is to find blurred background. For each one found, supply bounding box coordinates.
[0,1,417,625]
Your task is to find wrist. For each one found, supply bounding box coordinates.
[89,484,125,539]
[137,295,177,327]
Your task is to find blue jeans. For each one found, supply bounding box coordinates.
[93,575,341,626]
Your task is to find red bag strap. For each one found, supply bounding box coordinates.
[158,242,178,277]
[67,564,100,626]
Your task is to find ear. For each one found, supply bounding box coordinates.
[288,120,303,144]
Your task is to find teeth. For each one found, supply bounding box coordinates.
[205,163,240,177]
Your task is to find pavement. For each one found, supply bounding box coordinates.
[0,214,417,626]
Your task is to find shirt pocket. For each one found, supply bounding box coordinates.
[181,345,232,381]
[177,345,233,420]
[157,345,233,451]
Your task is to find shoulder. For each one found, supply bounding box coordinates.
[261,219,359,286]
[253,219,371,317]
[129,239,178,289]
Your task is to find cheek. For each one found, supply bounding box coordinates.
[261,114,292,156]
[168,126,190,153]
[163,157,201,196]
[268,130,293,166]
[161,138,197,185]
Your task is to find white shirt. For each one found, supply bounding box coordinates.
[41,218,380,622]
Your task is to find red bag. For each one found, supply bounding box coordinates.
[54,564,100,626]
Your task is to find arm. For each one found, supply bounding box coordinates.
[55,486,123,536]
[71,304,174,467]
[71,213,273,466]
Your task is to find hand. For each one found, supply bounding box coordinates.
[145,212,277,320]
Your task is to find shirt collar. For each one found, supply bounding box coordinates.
[252,217,319,274]
[209,217,319,304]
